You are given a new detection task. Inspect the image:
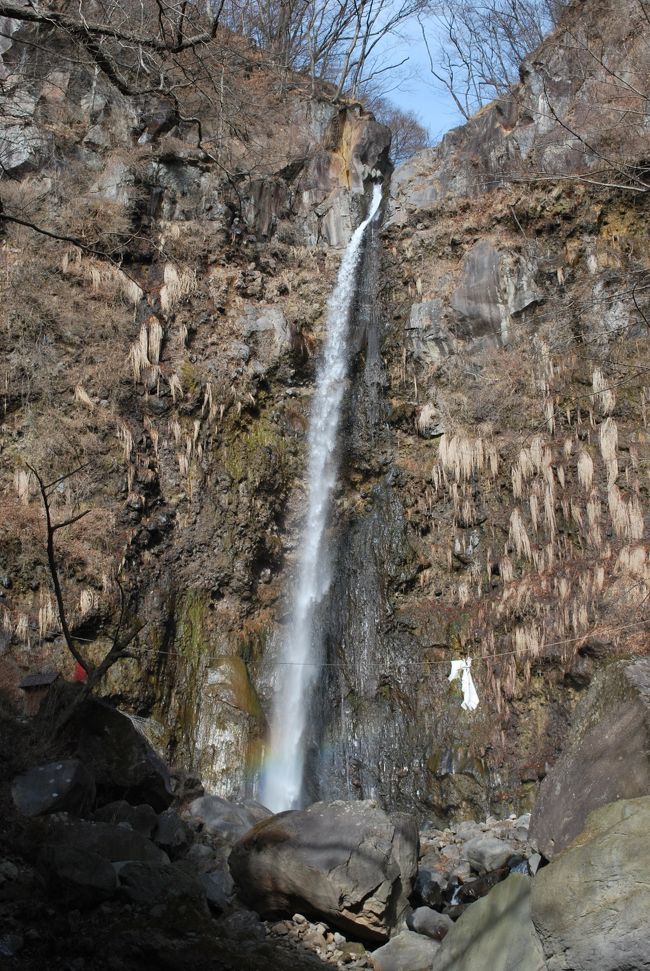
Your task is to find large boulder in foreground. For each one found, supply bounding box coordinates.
[432,874,546,971]
[531,797,650,971]
[229,800,418,942]
[530,657,650,858]
[75,700,173,811]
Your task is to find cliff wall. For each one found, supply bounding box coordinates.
[1,0,648,819]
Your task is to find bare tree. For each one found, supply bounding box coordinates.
[221,0,426,98]
[28,463,143,715]
[370,96,430,161]
[420,0,562,119]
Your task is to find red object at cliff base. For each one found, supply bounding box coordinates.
[73,662,88,683]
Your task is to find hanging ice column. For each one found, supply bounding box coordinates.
[261,184,383,813]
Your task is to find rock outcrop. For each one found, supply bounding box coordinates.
[389,0,650,222]
[531,797,650,970]
[530,657,650,858]
[229,801,418,941]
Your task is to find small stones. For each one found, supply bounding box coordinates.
[266,913,372,967]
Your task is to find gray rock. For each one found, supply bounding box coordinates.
[186,843,214,865]
[432,874,547,971]
[153,809,190,856]
[531,797,650,971]
[188,794,267,842]
[455,820,482,841]
[450,240,502,338]
[529,657,650,858]
[44,818,169,865]
[371,929,439,971]
[11,759,95,817]
[199,866,233,912]
[229,800,418,942]
[413,866,446,908]
[94,801,157,837]
[218,907,267,941]
[90,159,134,206]
[0,860,19,881]
[390,4,650,226]
[38,844,118,906]
[117,861,208,912]
[408,907,453,941]
[407,300,455,362]
[75,700,173,811]
[241,304,288,346]
[464,836,516,873]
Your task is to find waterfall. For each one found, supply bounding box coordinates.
[261,184,383,813]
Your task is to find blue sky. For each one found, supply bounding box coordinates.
[380,22,464,142]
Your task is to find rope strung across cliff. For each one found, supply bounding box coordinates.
[40,617,648,668]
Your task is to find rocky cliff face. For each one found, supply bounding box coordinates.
[1,0,648,821]
[367,0,650,816]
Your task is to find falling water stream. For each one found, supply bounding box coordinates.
[261,184,383,812]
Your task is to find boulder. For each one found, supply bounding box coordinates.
[371,930,439,971]
[529,657,650,858]
[11,759,95,817]
[43,818,169,864]
[153,809,190,856]
[38,844,118,907]
[464,836,516,873]
[229,800,418,942]
[117,861,208,913]
[412,866,445,908]
[408,907,454,941]
[76,700,173,811]
[531,797,650,971]
[432,874,547,971]
[199,866,233,912]
[188,794,269,843]
[94,800,158,837]
[454,866,510,903]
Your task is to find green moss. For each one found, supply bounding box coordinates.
[238,623,268,666]
[210,656,263,719]
[180,360,200,396]
[223,416,288,486]
[176,590,209,660]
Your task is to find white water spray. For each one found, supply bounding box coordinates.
[261,184,383,812]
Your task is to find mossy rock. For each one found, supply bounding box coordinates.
[222,416,288,486]
[208,656,263,719]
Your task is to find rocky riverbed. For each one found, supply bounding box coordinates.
[3,658,650,970]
